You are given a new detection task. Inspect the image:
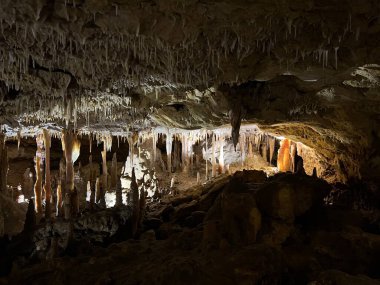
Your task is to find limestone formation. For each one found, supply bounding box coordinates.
[131,168,140,237]
[0,134,7,193]
[43,129,51,220]
[0,1,380,283]
[34,155,42,220]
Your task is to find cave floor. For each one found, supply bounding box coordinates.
[2,171,380,285]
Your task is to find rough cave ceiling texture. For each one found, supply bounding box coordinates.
[0,0,380,183]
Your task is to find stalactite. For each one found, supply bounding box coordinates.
[127,135,134,167]
[152,131,157,164]
[269,137,275,165]
[261,139,268,163]
[205,131,208,180]
[230,106,242,150]
[248,140,253,159]
[211,134,216,177]
[334,47,339,70]
[166,132,172,173]
[89,135,92,153]
[43,129,52,220]
[56,184,62,217]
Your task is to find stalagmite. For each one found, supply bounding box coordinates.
[111,153,118,190]
[101,143,108,202]
[312,167,318,177]
[89,155,96,209]
[131,168,139,237]
[290,143,297,172]
[62,130,74,192]
[57,159,66,216]
[295,157,306,174]
[277,139,292,172]
[138,180,146,227]
[22,168,34,199]
[62,130,80,216]
[197,172,200,184]
[95,177,101,204]
[240,133,246,165]
[64,193,71,220]
[71,188,79,216]
[219,138,225,174]
[23,199,36,233]
[56,184,62,217]
[34,156,43,220]
[17,130,21,150]
[0,133,8,193]
[43,129,52,220]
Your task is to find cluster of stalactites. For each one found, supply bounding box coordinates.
[10,91,134,129]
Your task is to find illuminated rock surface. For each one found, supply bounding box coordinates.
[0,0,380,284]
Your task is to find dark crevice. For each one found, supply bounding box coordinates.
[28,57,78,89]
[167,103,186,111]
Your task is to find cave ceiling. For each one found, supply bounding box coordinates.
[0,0,380,181]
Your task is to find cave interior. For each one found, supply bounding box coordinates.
[1,0,380,284]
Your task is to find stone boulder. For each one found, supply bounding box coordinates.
[255,173,330,222]
[203,175,261,247]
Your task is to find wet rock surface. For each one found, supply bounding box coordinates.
[1,171,380,284]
